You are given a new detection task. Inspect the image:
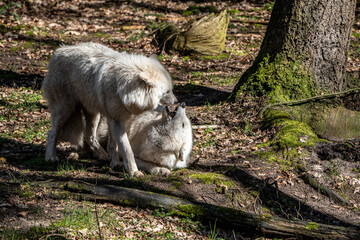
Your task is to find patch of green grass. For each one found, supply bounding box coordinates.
[93,32,110,38]
[199,53,230,60]
[9,46,21,52]
[19,183,35,200]
[325,160,340,177]
[127,31,145,42]
[2,118,50,143]
[210,75,238,86]
[182,5,218,16]
[191,71,203,78]
[22,41,35,48]
[243,120,255,136]
[188,172,235,189]
[352,167,360,174]
[51,203,124,239]
[208,219,219,240]
[227,9,242,15]
[352,32,360,38]
[265,2,275,11]
[56,160,86,175]
[182,56,190,61]
[1,87,43,112]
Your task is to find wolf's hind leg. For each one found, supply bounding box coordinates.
[45,104,74,162]
[84,111,108,160]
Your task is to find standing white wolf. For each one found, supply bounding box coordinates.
[42,42,177,177]
[99,102,193,176]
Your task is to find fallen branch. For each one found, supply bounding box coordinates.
[42,182,360,239]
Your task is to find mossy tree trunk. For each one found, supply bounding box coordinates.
[231,0,356,101]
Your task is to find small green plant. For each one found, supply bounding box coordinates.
[127,31,145,42]
[57,160,85,174]
[243,120,254,136]
[305,222,319,230]
[191,71,203,78]
[53,203,124,238]
[265,2,275,11]
[208,219,219,240]
[0,1,22,21]
[325,160,340,176]
[227,9,242,15]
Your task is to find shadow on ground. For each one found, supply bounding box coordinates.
[0,69,43,90]
[175,84,231,106]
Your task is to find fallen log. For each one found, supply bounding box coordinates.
[2,181,359,239]
[55,182,360,239]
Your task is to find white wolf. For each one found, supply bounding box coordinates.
[42,42,177,177]
[99,102,193,176]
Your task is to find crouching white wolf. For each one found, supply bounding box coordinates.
[42,42,177,177]
[99,102,193,176]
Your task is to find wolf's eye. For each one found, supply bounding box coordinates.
[182,123,185,128]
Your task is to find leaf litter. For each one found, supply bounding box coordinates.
[0,0,360,239]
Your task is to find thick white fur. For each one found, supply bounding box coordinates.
[42,42,177,177]
[99,104,193,176]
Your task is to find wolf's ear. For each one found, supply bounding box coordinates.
[138,72,155,87]
[149,54,159,61]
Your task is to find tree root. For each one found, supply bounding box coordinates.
[258,87,360,117]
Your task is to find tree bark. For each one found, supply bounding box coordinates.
[231,0,356,99]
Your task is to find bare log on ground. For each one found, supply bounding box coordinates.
[155,10,229,55]
[34,182,360,239]
[2,181,359,239]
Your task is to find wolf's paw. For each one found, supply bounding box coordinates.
[151,167,171,176]
[45,155,59,162]
[110,159,123,169]
[131,170,144,178]
[96,152,109,161]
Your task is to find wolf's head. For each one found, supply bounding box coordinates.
[119,54,177,114]
[144,55,177,106]
[161,102,192,137]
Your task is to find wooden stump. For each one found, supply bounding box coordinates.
[155,10,229,55]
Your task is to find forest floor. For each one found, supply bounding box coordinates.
[0,0,360,239]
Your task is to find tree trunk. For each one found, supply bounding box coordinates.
[231,0,356,100]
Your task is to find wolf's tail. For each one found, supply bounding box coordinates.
[58,108,85,148]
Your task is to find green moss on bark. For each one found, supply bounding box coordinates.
[262,110,321,151]
[234,55,317,102]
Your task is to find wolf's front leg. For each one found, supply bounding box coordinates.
[108,119,143,177]
[136,158,171,176]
